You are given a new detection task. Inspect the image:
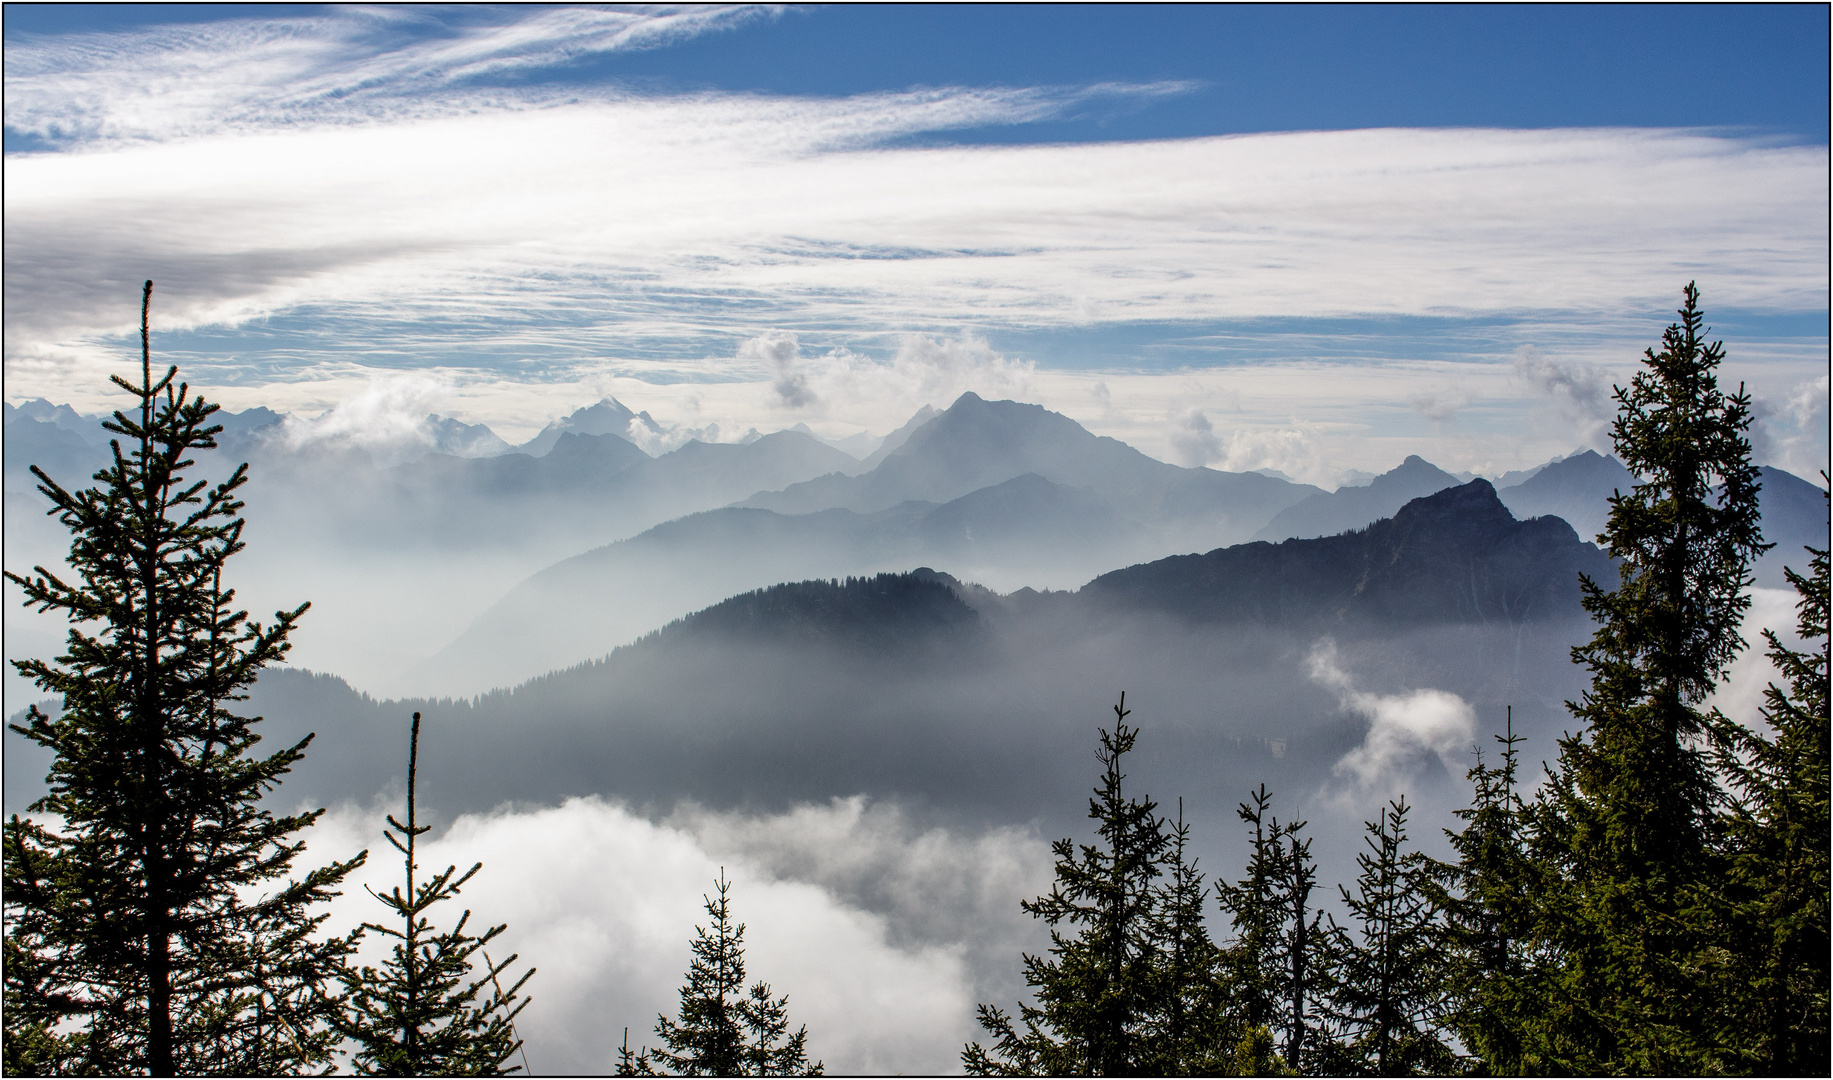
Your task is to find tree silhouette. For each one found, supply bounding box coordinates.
[1524,282,1769,1071]
[965,693,1171,1076]
[625,870,820,1077]
[1711,489,1828,1074]
[2,281,364,1075]
[337,711,533,1076]
[1320,798,1455,1077]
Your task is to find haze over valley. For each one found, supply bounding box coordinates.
[4,6,1826,1073]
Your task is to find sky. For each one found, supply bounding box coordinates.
[4,4,1828,482]
[4,11,1826,1069]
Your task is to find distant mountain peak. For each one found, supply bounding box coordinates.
[1091,475,1608,628]
[1254,454,1461,542]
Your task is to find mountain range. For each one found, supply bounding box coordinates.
[5,392,1824,706]
[9,478,1602,832]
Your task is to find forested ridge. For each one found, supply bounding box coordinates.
[4,284,1826,1075]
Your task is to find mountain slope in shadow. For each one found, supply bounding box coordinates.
[1097,479,1612,626]
[207,480,1614,833]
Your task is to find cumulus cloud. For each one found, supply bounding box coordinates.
[1204,423,1342,488]
[305,795,1052,1077]
[726,329,1033,425]
[622,416,724,456]
[1308,639,1476,800]
[887,331,1033,404]
[743,331,818,410]
[1751,373,1831,478]
[274,374,452,464]
[1512,344,1615,451]
[1167,409,1221,467]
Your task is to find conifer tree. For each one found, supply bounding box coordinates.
[1432,712,1534,1074]
[965,694,1170,1076]
[338,711,533,1076]
[627,870,820,1077]
[1523,282,1768,1072]
[1710,502,1829,1074]
[2,281,364,1075]
[1215,784,1325,1074]
[1274,818,1328,1074]
[1215,786,1282,1040]
[1320,798,1455,1077]
[1141,800,1229,1075]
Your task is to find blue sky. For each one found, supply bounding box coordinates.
[9,4,1827,141]
[4,4,1827,481]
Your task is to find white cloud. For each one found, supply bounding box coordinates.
[274,374,451,464]
[1308,639,1477,800]
[1705,586,1817,731]
[1512,344,1615,451]
[1752,373,1831,478]
[3,12,1824,484]
[742,330,818,410]
[305,794,1052,1077]
[1212,422,1336,488]
[2,6,775,146]
[1167,408,1220,467]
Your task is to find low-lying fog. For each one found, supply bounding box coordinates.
[4,392,1821,1075]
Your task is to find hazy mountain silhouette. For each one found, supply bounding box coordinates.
[1251,455,1462,542]
[190,486,1610,836]
[249,427,862,557]
[1752,466,1829,588]
[1492,453,1822,588]
[421,470,1148,693]
[742,393,1319,539]
[514,397,664,457]
[1495,450,1633,542]
[856,404,941,470]
[1093,479,1612,627]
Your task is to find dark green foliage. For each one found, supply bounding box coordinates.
[1142,801,1230,1075]
[1431,712,1534,1074]
[1319,798,1455,1077]
[2,282,363,1075]
[1215,785,1327,1073]
[1520,282,1769,1072]
[676,572,982,657]
[626,871,820,1077]
[1711,505,1829,1074]
[965,694,1186,1076]
[338,712,532,1076]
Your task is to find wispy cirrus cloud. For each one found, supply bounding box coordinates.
[3,7,1825,481]
[3,6,777,145]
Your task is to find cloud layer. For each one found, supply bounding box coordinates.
[5,7,1826,480]
[306,794,1053,1076]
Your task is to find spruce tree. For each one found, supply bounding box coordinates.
[1432,711,1533,1075]
[1141,800,1229,1075]
[338,712,534,1076]
[1710,503,1829,1074]
[1274,812,1327,1073]
[964,694,1170,1076]
[2,281,364,1074]
[1214,784,1319,1074]
[627,870,821,1077]
[1320,798,1455,1077]
[1522,282,1768,1072]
